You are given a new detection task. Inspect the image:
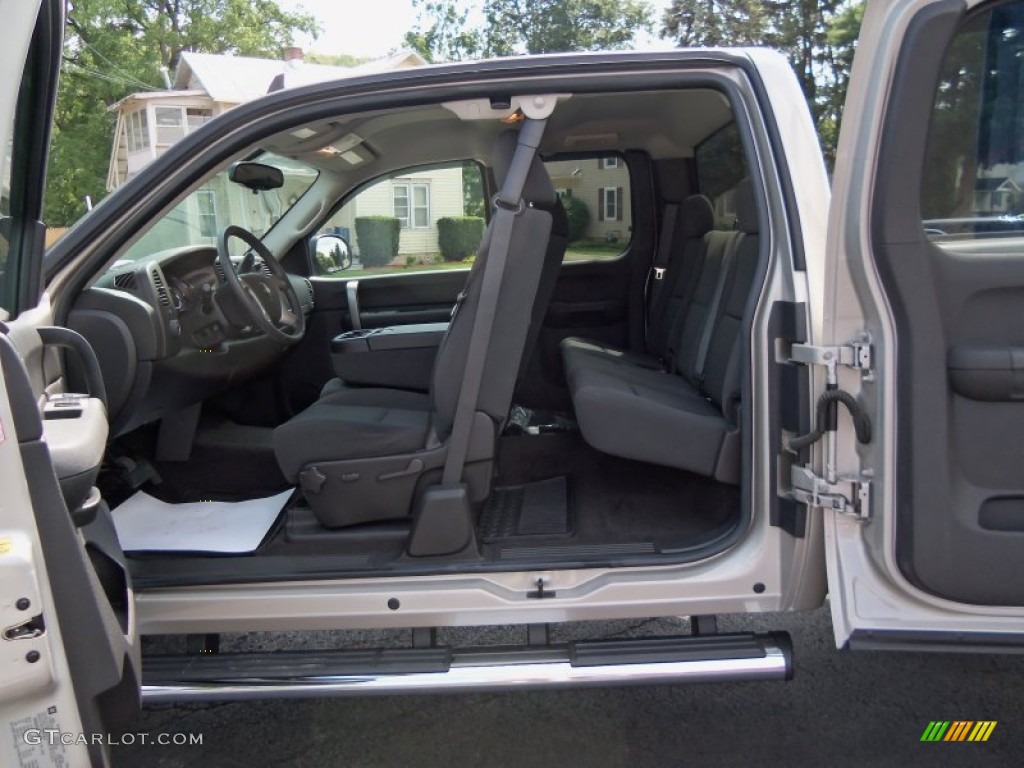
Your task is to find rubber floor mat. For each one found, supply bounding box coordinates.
[478,476,570,541]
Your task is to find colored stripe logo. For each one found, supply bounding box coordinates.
[921,721,997,742]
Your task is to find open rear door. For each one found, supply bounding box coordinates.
[822,0,1024,650]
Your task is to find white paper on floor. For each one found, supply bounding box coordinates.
[111,489,293,553]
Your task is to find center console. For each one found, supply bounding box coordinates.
[330,322,448,391]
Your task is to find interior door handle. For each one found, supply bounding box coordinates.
[37,326,108,410]
[947,346,1024,401]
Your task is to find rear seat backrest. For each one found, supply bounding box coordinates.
[699,179,759,420]
[647,195,715,360]
[665,229,733,387]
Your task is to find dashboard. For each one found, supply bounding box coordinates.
[67,245,314,436]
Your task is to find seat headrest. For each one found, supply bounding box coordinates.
[679,195,715,239]
[491,130,557,209]
[733,178,759,234]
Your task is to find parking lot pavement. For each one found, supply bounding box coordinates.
[112,605,1024,767]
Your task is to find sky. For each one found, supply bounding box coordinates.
[281,0,676,60]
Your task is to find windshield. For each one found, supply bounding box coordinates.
[116,152,317,265]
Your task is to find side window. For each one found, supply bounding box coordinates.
[922,5,1024,245]
[313,161,485,276]
[544,153,633,262]
[695,123,749,230]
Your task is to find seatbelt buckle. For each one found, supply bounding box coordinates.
[653,267,666,281]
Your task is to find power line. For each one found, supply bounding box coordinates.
[78,38,161,91]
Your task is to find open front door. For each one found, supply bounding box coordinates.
[823,0,1024,649]
[1,2,140,766]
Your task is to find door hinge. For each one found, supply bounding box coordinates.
[790,341,872,381]
[790,465,871,520]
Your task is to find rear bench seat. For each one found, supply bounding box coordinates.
[560,194,716,373]
[560,180,759,484]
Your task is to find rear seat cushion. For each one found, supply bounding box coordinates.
[571,364,727,475]
[563,178,760,480]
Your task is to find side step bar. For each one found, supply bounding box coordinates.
[142,632,793,702]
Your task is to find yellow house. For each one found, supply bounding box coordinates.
[545,156,632,243]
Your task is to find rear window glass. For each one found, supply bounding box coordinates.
[695,123,748,229]
[544,154,632,261]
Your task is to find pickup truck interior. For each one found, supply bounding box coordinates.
[39,82,770,588]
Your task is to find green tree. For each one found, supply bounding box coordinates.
[660,0,767,47]
[406,0,653,61]
[404,1,483,62]
[818,1,865,164]
[46,0,319,227]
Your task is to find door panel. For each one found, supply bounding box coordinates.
[826,0,1024,647]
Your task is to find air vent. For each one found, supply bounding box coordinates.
[150,268,171,308]
[113,272,137,291]
[303,278,314,309]
[214,262,227,283]
[259,259,273,278]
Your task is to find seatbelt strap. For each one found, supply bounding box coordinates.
[441,118,547,487]
[646,203,679,331]
[695,230,743,381]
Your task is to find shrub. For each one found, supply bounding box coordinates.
[437,216,485,262]
[354,216,400,267]
[563,196,590,243]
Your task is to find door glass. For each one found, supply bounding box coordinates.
[543,153,633,261]
[314,160,485,276]
[922,4,1024,245]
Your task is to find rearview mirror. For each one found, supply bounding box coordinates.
[229,161,284,192]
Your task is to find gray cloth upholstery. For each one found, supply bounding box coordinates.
[560,194,716,380]
[570,364,728,476]
[274,388,432,481]
[561,180,761,480]
[679,194,715,238]
[429,132,555,437]
[273,128,557,521]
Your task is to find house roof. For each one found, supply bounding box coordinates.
[976,176,1021,192]
[172,50,427,105]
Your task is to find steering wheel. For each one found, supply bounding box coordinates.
[217,225,306,345]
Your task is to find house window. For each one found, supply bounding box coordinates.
[393,185,409,227]
[598,187,622,221]
[600,156,620,169]
[154,106,214,147]
[196,189,217,238]
[187,108,213,132]
[393,182,430,228]
[126,109,149,152]
[155,106,186,146]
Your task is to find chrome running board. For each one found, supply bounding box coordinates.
[142,632,792,702]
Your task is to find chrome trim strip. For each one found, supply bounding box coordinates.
[142,643,790,702]
[345,279,361,330]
